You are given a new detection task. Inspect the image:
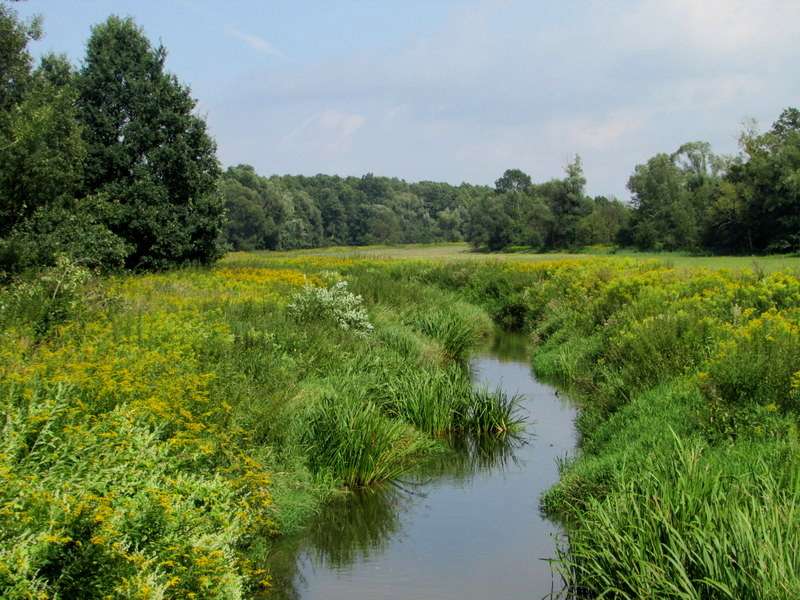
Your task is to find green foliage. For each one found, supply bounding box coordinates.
[0,58,85,236]
[700,311,800,436]
[0,255,91,336]
[0,1,41,113]
[0,198,130,275]
[626,152,700,250]
[77,16,224,269]
[494,168,532,193]
[411,307,486,362]
[558,437,800,600]
[374,365,522,436]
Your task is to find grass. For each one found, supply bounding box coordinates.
[248,242,800,272]
[293,390,437,487]
[558,436,800,600]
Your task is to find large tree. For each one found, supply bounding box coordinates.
[0,55,86,235]
[0,1,40,115]
[729,108,800,252]
[77,16,224,269]
[626,153,699,250]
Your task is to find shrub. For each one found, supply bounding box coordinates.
[0,200,131,276]
[701,311,800,413]
[0,255,91,336]
[288,280,373,336]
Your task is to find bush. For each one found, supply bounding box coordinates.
[288,280,373,336]
[0,200,131,277]
[702,311,800,412]
[0,255,91,336]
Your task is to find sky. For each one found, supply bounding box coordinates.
[15,0,800,199]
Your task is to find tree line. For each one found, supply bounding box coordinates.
[223,111,800,256]
[2,3,799,279]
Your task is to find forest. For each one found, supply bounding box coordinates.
[220,120,800,255]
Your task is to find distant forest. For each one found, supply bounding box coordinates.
[2,3,799,280]
[224,109,800,255]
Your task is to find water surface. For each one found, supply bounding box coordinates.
[269,337,577,599]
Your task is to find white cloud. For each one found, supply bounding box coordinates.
[283,109,366,154]
[549,111,648,151]
[224,25,283,58]
[621,0,800,57]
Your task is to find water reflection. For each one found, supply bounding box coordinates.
[265,337,577,600]
[265,429,528,599]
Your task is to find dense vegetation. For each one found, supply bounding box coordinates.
[221,115,800,255]
[0,6,224,276]
[0,253,521,597]
[3,251,799,598]
[3,4,800,598]
[220,159,631,253]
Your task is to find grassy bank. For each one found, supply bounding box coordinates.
[0,254,517,598]
[386,256,800,598]
[2,247,799,598]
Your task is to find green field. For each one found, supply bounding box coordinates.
[262,242,800,272]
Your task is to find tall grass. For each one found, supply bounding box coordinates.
[373,365,523,437]
[293,391,437,487]
[558,436,800,599]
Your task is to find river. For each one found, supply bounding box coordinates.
[268,334,578,599]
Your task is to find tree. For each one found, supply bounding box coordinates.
[731,108,800,252]
[576,196,631,246]
[544,156,590,248]
[495,168,532,193]
[77,16,223,269]
[465,193,513,251]
[0,1,41,115]
[0,54,86,235]
[626,153,699,250]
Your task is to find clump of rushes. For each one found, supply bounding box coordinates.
[411,304,490,362]
[295,391,436,487]
[373,365,523,437]
[466,386,523,435]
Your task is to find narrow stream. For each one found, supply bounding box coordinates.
[269,334,578,599]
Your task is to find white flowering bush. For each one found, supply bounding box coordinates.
[288,280,374,336]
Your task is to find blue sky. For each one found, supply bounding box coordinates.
[16,0,800,199]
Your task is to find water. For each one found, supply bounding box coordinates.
[268,335,578,599]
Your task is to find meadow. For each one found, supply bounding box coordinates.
[1,246,799,598]
[274,242,800,272]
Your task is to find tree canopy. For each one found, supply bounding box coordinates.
[0,8,224,275]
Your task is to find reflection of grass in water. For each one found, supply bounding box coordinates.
[262,426,530,599]
[306,485,410,568]
[260,486,409,599]
[413,429,531,483]
[478,328,531,363]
